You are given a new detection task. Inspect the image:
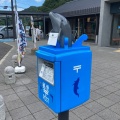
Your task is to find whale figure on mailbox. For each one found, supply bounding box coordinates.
[73,78,80,97]
[49,12,75,47]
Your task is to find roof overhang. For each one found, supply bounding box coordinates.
[106,0,120,3]
[58,7,100,17]
[0,11,49,16]
[52,0,101,17]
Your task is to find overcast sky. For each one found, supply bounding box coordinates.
[0,0,45,11]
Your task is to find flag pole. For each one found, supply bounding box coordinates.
[14,9,27,73]
[31,16,37,49]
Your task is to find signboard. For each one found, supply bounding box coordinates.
[111,2,120,14]
[47,33,59,46]
[118,26,120,29]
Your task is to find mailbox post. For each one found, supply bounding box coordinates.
[58,111,69,120]
[36,34,92,120]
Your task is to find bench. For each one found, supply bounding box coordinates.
[112,38,120,45]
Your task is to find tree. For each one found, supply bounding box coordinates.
[38,0,72,12]
[23,0,72,12]
[23,6,39,12]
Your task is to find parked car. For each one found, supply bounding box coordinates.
[0,26,13,39]
[0,26,6,30]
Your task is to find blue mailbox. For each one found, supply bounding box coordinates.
[36,34,92,113]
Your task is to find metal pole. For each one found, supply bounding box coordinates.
[58,110,69,120]
[15,0,17,11]
[78,18,80,37]
[43,15,46,39]
[6,15,9,38]
[11,0,16,40]
[95,15,99,44]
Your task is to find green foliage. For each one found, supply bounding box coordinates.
[23,0,72,12]
[23,6,39,12]
[0,19,5,25]
[38,0,72,12]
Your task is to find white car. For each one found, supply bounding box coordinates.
[0,26,13,39]
[0,26,5,30]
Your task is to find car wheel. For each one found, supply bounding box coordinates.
[0,34,4,39]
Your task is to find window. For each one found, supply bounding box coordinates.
[8,27,13,30]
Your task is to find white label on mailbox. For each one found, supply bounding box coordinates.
[39,63,54,85]
[47,33,59,46]
[39,64,45,77]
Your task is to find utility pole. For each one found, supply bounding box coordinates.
[11,0,16,40]
[15,0,17,11]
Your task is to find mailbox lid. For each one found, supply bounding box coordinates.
[36,50,56,62]
[36,45,91,62]
[39,45,90,54]
[60,50,92,111]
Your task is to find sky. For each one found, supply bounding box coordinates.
[0,0,45,11]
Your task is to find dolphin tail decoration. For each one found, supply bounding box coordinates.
[72,34,88,47]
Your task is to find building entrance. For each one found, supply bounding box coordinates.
[111,15,120,45]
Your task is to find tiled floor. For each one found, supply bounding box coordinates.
[1,40,120,120]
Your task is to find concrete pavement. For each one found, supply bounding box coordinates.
[1,40,120,120]
[0,42,12,61]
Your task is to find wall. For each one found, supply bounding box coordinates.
[98,0,113,46]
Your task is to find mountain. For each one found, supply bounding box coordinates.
[38,0,72,12]
[22,6,39,12]
[23,0,72,12]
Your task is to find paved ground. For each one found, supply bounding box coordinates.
[1,40,120,120]
[0,42,12,61]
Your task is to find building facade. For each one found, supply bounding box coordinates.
[53,0,120,46]
[98,0,120,46]
[52,0,101,43]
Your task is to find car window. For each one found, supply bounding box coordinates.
[8,27,13,30]
[1,28,6,31]
[0,26,5,30]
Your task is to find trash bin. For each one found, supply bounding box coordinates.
[12,55,18,67]
[4,66,16,84]
[0,95,5,120]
